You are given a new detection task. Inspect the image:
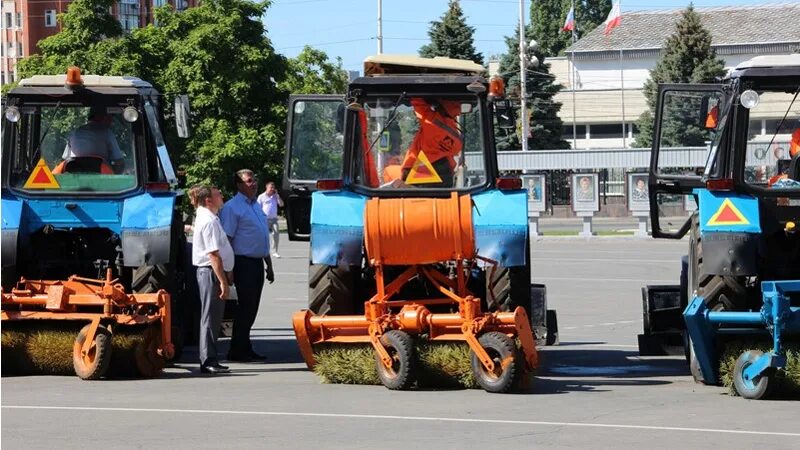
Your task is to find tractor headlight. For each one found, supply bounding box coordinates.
[740,89,760,109]
[123,106,139,122]
[5,106,20,123]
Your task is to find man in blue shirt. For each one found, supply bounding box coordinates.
[220,169,275,362]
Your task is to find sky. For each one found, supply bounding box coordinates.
[263,0,779,73]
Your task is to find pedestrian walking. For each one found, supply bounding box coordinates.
[220,169,275,362]
[257,181,284,258]
[189,184,234,374]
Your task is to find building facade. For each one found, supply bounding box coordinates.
[550,4,800,149]
[1,0,199,85]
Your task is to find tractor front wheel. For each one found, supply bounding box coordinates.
[374,330,416,390]
[73,324,112,380]
[135,325,166,378]
[733,350,774,400]
[471,331,523,393]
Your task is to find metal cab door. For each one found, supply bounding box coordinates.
[648,83,725,239]
[282,95,346,241]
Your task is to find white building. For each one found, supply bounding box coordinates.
[550,3,800,149]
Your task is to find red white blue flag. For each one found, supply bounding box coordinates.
[562,7,575,32]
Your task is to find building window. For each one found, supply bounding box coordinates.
[4,12,12,28]
[6,42,14,58]
[15,12,21,28]
[562,124,587,139]
[44,10,57,27]
[17,42,23,57]
[589,124,625,139]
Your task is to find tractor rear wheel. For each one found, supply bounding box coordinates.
[308,264,356,315]
[486,238,531,315]
[374,330,416,390]
[687,213,747,385]
[73,324,112,380]
[471,331,522,393]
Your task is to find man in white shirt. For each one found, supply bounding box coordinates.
[191,184,235,374]
[256,181,284,258]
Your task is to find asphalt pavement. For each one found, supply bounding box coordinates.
[2,236,798,449]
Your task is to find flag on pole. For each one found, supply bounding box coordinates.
[562,7,575,32]
[603,1,622,35]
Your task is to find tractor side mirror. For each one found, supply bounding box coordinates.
[174,95,191,138]
[494,99,515,129]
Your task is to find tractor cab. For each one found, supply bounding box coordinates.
[282,55,514,241]
[1,67,189,295]
[647,54,800,239]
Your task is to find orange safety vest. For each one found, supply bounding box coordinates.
[790,128,800,158]
[401,98,463,175]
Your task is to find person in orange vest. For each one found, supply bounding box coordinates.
[400,98,463,187]
[768,124,800,186]
[381,122,404,184]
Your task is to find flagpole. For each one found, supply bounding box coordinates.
[620,47,626,148]
[570,0,577,149]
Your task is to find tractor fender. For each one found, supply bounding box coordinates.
[1,196,23,280]
[121,193,176,266]
[472,189,528,267]
[696,190,760,276]
[309,190,367,266]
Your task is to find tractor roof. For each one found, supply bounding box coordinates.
[363,55,485,76]
[18,74,153,88]
[731,54,800,79]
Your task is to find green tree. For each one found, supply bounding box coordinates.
[634,5,725,148]
[531,0,611,57]
[497,25,568,150]
[419,0,483,64]
[15,0,137,79]
[281,46,349,95]
[18,0,290,193]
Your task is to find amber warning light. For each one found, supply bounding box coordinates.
[488,75,505,100]
[65,66,83,89]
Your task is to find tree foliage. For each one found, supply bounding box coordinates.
[497,26,568,150]
[280,46,349,95]
[419,0,483,64]
[14,0,346,194]
[635,5,725,148]
[531,0,611,57]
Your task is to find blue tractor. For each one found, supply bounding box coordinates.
[639,55,800,398]
[1,69,193,360]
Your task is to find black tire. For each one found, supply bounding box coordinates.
[131,218,187,358]
[135,325,166,378]
[545,309,559,346]
[688,213,747,312]
[73,324,112,380]
[486,238,531,315]
[374,330,416,390]
[308,264,356,315]
[733,350,774,400]
[470,331,523,393]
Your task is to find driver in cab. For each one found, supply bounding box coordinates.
[54,106,124,174]
[378,97,463,189]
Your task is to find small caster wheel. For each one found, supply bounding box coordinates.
[733,350,774,400]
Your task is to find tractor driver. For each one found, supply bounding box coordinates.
[399,97,463,188]
[56,106,125,174]
[768,121,800,186]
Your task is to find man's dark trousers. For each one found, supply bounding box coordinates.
[230,255,264,356]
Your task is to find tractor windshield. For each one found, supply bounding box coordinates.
[5,103,139,194]
[741,83,800,191]
[352,95,486,190]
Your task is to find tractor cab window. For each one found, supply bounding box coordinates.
[7,104,138,193]
[353,95,486,190]
[741,86,800,190]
